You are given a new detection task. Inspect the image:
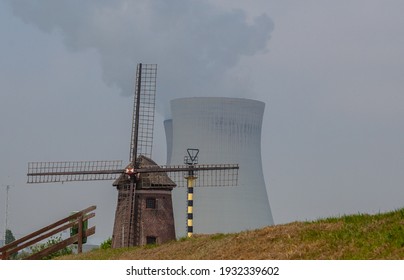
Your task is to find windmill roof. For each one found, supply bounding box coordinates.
[113,155,176,189]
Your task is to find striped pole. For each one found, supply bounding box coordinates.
[184,149,199,238]
[186,175,196,237]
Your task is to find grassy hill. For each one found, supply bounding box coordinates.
[59,208,404,260]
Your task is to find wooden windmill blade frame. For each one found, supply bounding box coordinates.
[130,63,157,164]
[27,160,124,183]
[138,164,239,187]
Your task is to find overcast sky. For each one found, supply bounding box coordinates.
[1,1,403,244]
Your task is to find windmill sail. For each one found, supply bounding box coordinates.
[130,63,157,164]
[27,160,238,186]
[27,160,123,183]
[139,164,239,187]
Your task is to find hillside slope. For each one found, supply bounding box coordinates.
[60,208,404,260]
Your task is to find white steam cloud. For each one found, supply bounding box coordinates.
[7,0,274,111]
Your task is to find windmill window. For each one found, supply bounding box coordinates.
[146,198,157,209]
[146,236,157,245]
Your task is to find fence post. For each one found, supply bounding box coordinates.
[77,214,83,254]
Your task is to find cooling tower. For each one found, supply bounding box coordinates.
[164,97,274,237]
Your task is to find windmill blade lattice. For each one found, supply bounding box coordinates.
[138,164,239,187]
[130,63,157,164]
[27,160,123,183]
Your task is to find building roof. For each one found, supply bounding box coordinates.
[113,155,176,189]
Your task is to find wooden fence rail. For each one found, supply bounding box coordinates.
[0,205,96,260]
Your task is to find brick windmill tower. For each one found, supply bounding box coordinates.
[27,63,239,248]
[111,155,177,247]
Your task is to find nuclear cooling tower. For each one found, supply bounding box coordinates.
[164,97,274,237]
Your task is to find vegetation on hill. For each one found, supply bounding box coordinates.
[58,208,404,260]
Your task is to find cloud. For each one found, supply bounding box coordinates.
[7,0,274,112]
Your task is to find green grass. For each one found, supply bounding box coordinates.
[57,208,404,260]
[300,208,404,259]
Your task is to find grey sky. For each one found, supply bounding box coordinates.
[1,1,403,244]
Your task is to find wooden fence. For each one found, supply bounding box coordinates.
[0,205,96,260]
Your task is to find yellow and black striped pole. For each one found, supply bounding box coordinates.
[184,148,199,238]
[186,175,196,237]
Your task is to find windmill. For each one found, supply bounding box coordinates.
[27,63,239,248]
